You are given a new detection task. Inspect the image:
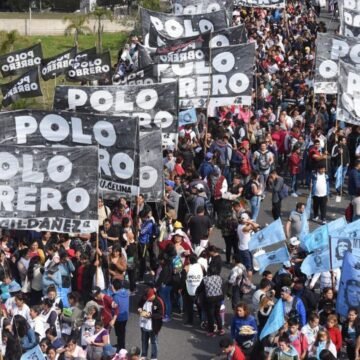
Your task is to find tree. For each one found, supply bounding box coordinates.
[138,0,161,11]
[63,15,92,47]
[0,30,20,55]
[87,6,113,53]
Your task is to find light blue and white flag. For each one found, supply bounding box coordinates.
[301,223,329,253]
[299,212,309,242]
[179,108,197,127]
[305,194,312,220]
[328,216,347,233]
[249,218,285,251]
[336,251,360,317]
[330,235,360,269]
[300,248,331,276]
[260,299,285,340]
[21,345,45,360]
[335,165,343,190]
[254,245,290,274]
[335,219,360,237]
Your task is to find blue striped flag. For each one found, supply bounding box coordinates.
[260,299,285,340]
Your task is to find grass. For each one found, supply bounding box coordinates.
[0,32,129,110]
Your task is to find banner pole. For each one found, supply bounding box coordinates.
[95,232,99,287]
[328,234,335,291]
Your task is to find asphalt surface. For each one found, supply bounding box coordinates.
[113,10,342,360]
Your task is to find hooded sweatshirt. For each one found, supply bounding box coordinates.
[271,344,299,360]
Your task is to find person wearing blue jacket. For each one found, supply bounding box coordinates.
[280,286,307,328]
[112,279,130,351]
[13,315,38,353]
[198,152,215,179]
[230,302,258,357]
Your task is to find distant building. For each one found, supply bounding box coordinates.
[80,0,97,12]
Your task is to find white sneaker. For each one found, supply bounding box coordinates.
[291,193,299,197]
[312,216,319,222]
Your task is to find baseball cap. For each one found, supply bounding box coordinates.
[205,152,214,160]
[173,229,186,238]
[283,260,292,268]
[195,183,204,191]
[240,212,250,221]
[289,237,300,246]
[165,179,175,188]
[281,286,292,294]
[91,286,101,296]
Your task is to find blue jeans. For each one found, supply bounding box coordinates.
[141,329,158,359]
[159,285,172,318]
[290,174,298,193]
[250,196,261,221]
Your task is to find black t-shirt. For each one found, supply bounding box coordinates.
[188,215,212,245]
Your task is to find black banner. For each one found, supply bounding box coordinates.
[118,65,158,86]
[53,82,178,147]
[156,42,255,109]
[150,24,210,49]
[137,44,154,69]
[210,25,247,48]
[41,47,77,81]
[66,48,111,82]
[173,0,232,15]
[0,145,98,233]
[337,60,360,125]
[0,43,43,77]
[140,130,164,201]
[341,2,360,38]
[1,67,42,108]
[153,47,210,64]
[140,8,228,47]
[234,0,284,7]
[208,43,254,110]
[315,33,360,94]
[0,110,140,198]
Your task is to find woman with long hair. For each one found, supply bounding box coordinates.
[109,243,127,282]
[342,307,359,360]
[12,315,37,353]
[85,320,110,360]
[311,329,337,360]
[325,314,342,353]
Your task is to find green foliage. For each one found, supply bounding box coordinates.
[138,0,161,11]
[63,15,92,46]
[0,30,21,54]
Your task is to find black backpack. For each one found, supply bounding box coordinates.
[243,180,255,200]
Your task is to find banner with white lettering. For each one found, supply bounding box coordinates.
[0,145,98,233]
[66,48,111,82]
[208,42,255,110]
[340,0,360,38]
[140,8,228,47]
[0,110,140,198]
[234,0,284,7]
[153,46,210,64]
[210,25,247,48]
[117,65,158,86]
[172,0,233,21]
[337,60,360,125]
[53,83,178,147]
[149,23,211,49]
[315,33,360,94]
[140,130,163,201]
[1,67,42,108]
[41,47,77,81]
[0,43,43,77]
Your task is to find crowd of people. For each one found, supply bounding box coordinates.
[0,0,360,360]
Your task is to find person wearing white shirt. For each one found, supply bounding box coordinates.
[308,269,341,291]
[301,313,320,357]
[9,293,31,322]
[311,166,329,224]
[30,305,47,340]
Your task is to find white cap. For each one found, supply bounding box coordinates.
[195,183,204,191]
[240,212,250,221]
[289,237,300,246]
[173,229,186,238]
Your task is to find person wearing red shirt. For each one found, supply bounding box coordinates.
[288,145,302,197]
[326,314,342,353]
[92,286,119,329]
[219,337,245,360]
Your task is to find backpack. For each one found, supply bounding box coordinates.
[171,254,183,285]
[258,151,270,171]
[279,183,289,200]
[203,275,223,299]
[287,297,301,324]
[243,180,255,200]
[204,198,214,218]
[237,269,253,295]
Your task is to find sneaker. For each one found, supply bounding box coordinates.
[200,321,207,330]
[250,284,257,290]
[291,193,299,197]
[312,216,319,222]
[163,316,171,323]
[218,329,226,336]
[321,220,327,225]
[206,332,216,337]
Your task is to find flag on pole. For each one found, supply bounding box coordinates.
[260,299,285,340]
[336,251,360,317]
[335,165,343,190]
[300,248,331,276]
[253,246,290,274]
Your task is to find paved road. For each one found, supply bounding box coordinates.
[115,10,342,360]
